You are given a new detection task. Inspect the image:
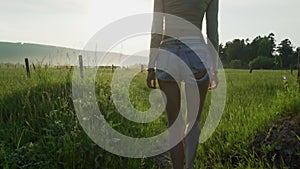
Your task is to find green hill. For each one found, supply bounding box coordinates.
[0,42,80,65]
[0,42,149,67]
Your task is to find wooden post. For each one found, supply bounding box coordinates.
[25,58,30,78]
[32,63,36,70]
[79,55,83,78]
[297,48,300,85]
[141,64,144,72]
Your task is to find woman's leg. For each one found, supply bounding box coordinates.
[184,72,209,169]
[158,80,185,169]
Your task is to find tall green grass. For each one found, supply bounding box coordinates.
[0,67,298,168]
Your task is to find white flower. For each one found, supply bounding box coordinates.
[282,75,287,80]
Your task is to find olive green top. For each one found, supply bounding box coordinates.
[149,0,219,70]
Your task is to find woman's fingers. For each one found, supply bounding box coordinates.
[147,72,157,89]
[152,78,156,88]
[208,75,218,90]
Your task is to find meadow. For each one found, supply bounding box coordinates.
[0,67,299,169]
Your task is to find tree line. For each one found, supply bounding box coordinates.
[219,33,299,69]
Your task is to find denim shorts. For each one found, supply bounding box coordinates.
[156,39,211,84]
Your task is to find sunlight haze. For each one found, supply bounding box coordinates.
[0,0,299,54]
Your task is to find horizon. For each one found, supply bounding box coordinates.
[1,30,299,53]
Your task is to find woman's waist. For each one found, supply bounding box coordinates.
[160,37,209,52]
[161,36,206,45]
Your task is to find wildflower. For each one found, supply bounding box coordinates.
[282,75,287,80]
[282,75,289,90]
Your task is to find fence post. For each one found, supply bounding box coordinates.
[79,55,83,78]
[25,58,30,78]
[297,48,300,85]
[141,64,144,72]
[32,63,36,70]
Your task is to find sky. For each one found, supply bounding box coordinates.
[0,0,300,55]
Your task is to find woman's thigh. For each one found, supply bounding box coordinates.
[185,77,209,122]
[158,80,182,126]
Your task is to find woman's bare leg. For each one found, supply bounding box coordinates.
[158,80,184,169]
[184,72,209,169]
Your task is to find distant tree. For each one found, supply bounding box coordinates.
[248,35,262,60]
[291,50,299,69]
[224,39,246,63]
[273,54,281,69]
[219,33,298,69]
[242,43,253,66]
[268,33,276,55]
[218,43,228,66]
[277,39,295,68]
[257,33,276,58]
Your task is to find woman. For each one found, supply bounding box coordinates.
[146,0,219,169]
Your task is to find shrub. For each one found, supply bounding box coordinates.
[249,56,274,69]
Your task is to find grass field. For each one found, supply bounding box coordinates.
[0,67,299,169]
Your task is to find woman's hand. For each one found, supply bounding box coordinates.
[208,72,219,90]
[147,69,157,89]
